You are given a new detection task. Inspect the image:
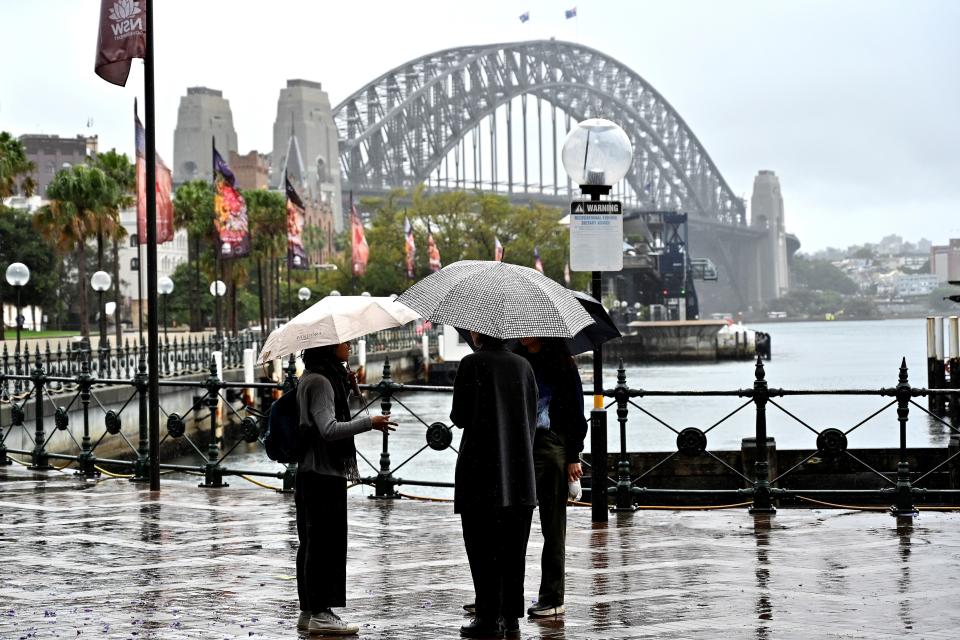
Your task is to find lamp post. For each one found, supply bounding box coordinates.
[158,276,174,342]
[209,279,226,347]
[298,286,311,312]
[561,117,633,522]
[5,263,30,388]
[329,290,341,297]
[91,271,112,374]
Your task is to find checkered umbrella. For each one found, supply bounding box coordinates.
[397,260,594,339]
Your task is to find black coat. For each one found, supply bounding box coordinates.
[520,350,589,464]
[450,345,538,513]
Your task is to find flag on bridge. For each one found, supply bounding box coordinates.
[213,146,250,258]
[95,0,146,86]
[351,205,369,277]
[519,11,530,23]
[565,7,577,19]
[534,246,544,273]
[427,222,442,272]
[134,101,173,244]
[285,173,308,270]
[404,216,416,279]
[494,236,504,262]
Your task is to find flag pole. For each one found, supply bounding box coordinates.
[144,0,160,491]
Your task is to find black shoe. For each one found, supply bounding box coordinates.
[462,602,477,615]
[500,617,520,638]
[527,601,565,617]
[460,617,502,638]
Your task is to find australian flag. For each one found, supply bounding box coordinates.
[519,11,529,23]
[565,7,577,19]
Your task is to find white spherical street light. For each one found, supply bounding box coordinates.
[91,271,112,292]
[329,290,341,297]
[209,280,227,297]
[634,302,641,310]
[158,276,175,296]
[561,118,633,187]
[5,262,30,287]
[298,287,312,302]
[620,300,628,309]
[361,291,371,297]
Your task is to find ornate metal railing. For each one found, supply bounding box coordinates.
[3,350,960,520]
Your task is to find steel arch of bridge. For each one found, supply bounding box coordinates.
[333,39,746,226]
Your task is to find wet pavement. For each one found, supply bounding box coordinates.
[1,464,959,639]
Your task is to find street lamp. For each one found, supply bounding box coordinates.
[329,290,341,297]
[5,262,29,382]
[298,286,311,312]
[361,291,371,297]
[561,117,633,522]
[91,270,112,372]
[209,279,226,345]
[158,276,174,342]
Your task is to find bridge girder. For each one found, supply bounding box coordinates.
[333,40,747,226]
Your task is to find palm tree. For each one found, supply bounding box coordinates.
[246,189,286,332]
[172,180,215,330]
[93,150,134,343]
[0,131,36,199]
[42,165,117,339]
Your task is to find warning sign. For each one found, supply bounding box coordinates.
[569,200,623,272]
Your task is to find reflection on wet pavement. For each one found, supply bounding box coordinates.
[1,465,959,639]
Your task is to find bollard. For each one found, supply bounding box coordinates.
[950,317,960,422]
[927,317,939,414]
[242,348,255,406]
[611,361,636,511]
[372,357,400,499]
[749,355,775,514]
[132,347,150,482]
[421,334,430,382]
[76,356,98,478]
[890,358,918,517]
[935,317,946,415]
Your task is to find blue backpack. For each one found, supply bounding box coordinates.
[264,389,303,463]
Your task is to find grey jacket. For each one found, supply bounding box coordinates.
[297,371,372,477]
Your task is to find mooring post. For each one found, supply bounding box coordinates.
[132,346,150,482]
[750,355,775,514]
[935,316,946,416]
[949,316,960,422]
[927,317,938,414]
[612,361,635,511]
[372,357,400,499]
[891,358,918,517]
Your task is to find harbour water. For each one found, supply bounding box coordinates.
[196,318,949,496]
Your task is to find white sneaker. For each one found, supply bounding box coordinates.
[297,611,312,631]
[308,610,360,636]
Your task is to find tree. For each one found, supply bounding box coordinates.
[0,132,35,198]
[172,180,215,330]
[41,165,117,339]
[791,254,859,294]
[92,150,134,341]
[245,189,286,330]
[0,206,58,336]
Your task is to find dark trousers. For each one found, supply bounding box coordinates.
[295,471,347,612]
[534,429,568,606]
[461,506,534,621]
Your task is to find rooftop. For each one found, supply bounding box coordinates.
[1,465,957,639]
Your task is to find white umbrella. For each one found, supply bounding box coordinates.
[257,296,420,364]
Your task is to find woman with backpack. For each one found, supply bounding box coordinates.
[295,343,396,636]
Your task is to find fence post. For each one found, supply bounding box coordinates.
[132,347,150,482]
[76,355,98,477]
[372,357,400,499]
[0,353,9,465]
[281,353,298,493]
[200,356,227,488]
[750,355,775,514]
[891,357,919,517]
[612,361,635,511]
[28,347,52,470]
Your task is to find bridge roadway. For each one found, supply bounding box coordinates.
[1,464,956,639]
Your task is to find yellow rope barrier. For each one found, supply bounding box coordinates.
[238,474,283,492]
[94,465,134,479]
[795,495,960,512]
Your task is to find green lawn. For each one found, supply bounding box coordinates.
[4,330,79,340]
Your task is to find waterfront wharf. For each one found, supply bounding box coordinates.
[2,464,959,639]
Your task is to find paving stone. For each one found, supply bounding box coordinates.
[2,464,959,638]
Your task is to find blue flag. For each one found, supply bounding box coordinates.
[565,7,577,19]
[519,11,529,23]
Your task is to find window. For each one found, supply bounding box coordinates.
[130,234,138,247]
[130,258,139,271]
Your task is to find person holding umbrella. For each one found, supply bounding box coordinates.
[515,337,588,618]
[295,343,397,636]
[450,330,538,638]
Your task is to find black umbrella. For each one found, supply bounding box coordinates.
[456,291,620,355]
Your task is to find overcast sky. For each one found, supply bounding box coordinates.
[1,0,957,251]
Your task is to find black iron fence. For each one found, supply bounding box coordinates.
[3,348,960,519]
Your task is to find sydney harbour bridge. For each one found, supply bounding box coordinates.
[331,39,798,313]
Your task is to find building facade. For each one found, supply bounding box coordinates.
[229,150,270,191]
[18,134,98,196]
[172,87,238,185]
[930,240,960,283]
